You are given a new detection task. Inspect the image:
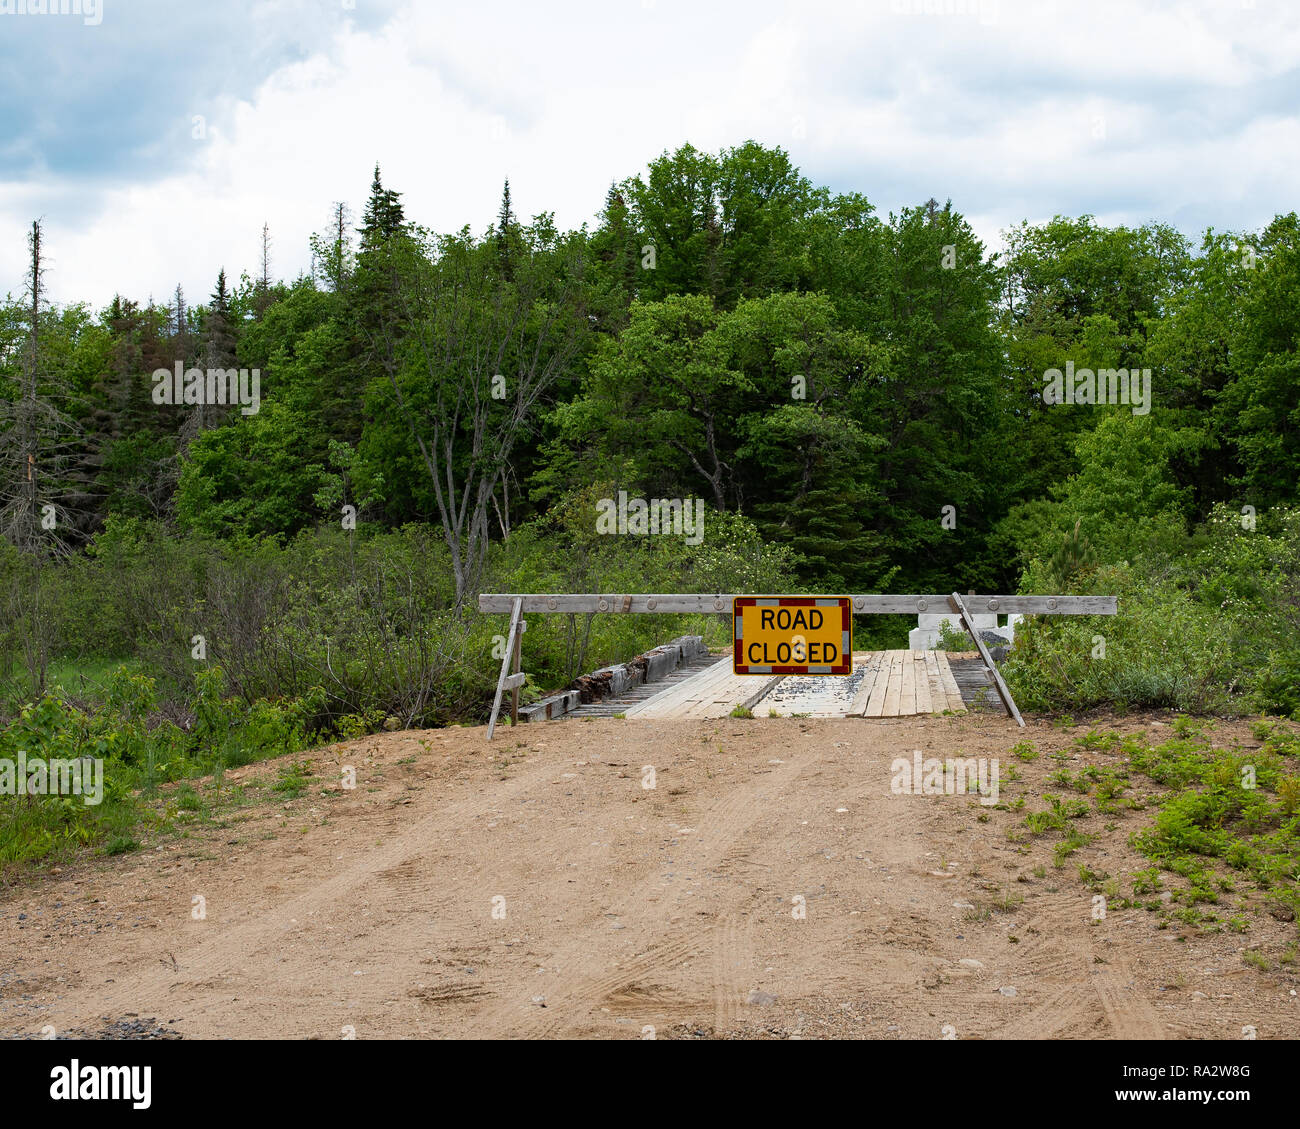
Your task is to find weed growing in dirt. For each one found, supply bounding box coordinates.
[1010,720,1300,938]
[272,759,314,799]
[990,887,1024,913]
[1052,829,1093,866]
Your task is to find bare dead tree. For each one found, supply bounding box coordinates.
[0,220,77,557]
[260,222,273,291]
[375,226,587,609]
[252,221,275,317]
[331,202,352,286]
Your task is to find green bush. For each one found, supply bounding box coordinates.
[0,667,325,869]
[1005,505,1300,716]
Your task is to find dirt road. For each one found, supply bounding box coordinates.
[2,714,1296,1039]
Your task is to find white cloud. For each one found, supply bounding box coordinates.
[2,0,1297,309]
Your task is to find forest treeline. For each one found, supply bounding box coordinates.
[6,144,1298,590]
[1,141,1298,748]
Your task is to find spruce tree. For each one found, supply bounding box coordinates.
[496,178,515,278]
[358,164,406,253]
[336,165,411,445]
[206,269,236,367]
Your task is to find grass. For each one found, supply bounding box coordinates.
[1007,720,1300,939]
[9,655,145,708]
[0,791,149,868]
[1052,829,1093,866]
[271,760,315,798]
[990,888,1024,913]
[1011,741,1040,762]
[0,664,328,870]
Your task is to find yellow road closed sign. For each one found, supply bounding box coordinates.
[733,597,852,676]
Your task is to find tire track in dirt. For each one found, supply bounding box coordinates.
[471,749,823,1038]
[711,913,754,1032]
[980,982,1100,1040]
[1092,954,1165,1040]
[982,892,1165,1039]
[35,754,582,1031]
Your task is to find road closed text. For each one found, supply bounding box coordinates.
[733,597,852,675]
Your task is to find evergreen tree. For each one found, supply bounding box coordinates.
[206,269,235,367]
[357,164,406,252]
[172,284,188,341]
[331,165,412,446]
[496,178,516,279]
[93,294,177,521]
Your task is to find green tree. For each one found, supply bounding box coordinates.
[175,400,327,539]
[1218,213,1300,506]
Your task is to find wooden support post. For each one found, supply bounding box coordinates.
[510,619,525,726]
[949,592,1024,727]
[487,598,523,741]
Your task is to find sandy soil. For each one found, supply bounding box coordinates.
[1,712,1297,1040]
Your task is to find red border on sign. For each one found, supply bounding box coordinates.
[733,597,852,676]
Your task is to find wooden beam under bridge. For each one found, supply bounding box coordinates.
[478,593,1117,616]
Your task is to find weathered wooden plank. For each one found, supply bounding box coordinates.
[848,653,883,715]
[934,650,966,714]
[738,675,785,714]
[478,594,1117,616]
[881,651,903,716]
[922,650,945,712]
[519,689,581,722]
[895,650,911,714]
[899,650,917,715]
[510,620,524,724]
[913,652,932,714]
[865,653,891,717]
[950,593,1024,727]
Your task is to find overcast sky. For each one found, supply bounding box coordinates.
[1,0,1296,311]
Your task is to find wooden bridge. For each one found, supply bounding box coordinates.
[477,592,1118,737]
[600,648,976,720]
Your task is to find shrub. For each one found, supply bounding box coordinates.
[1004,506,1300,716]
